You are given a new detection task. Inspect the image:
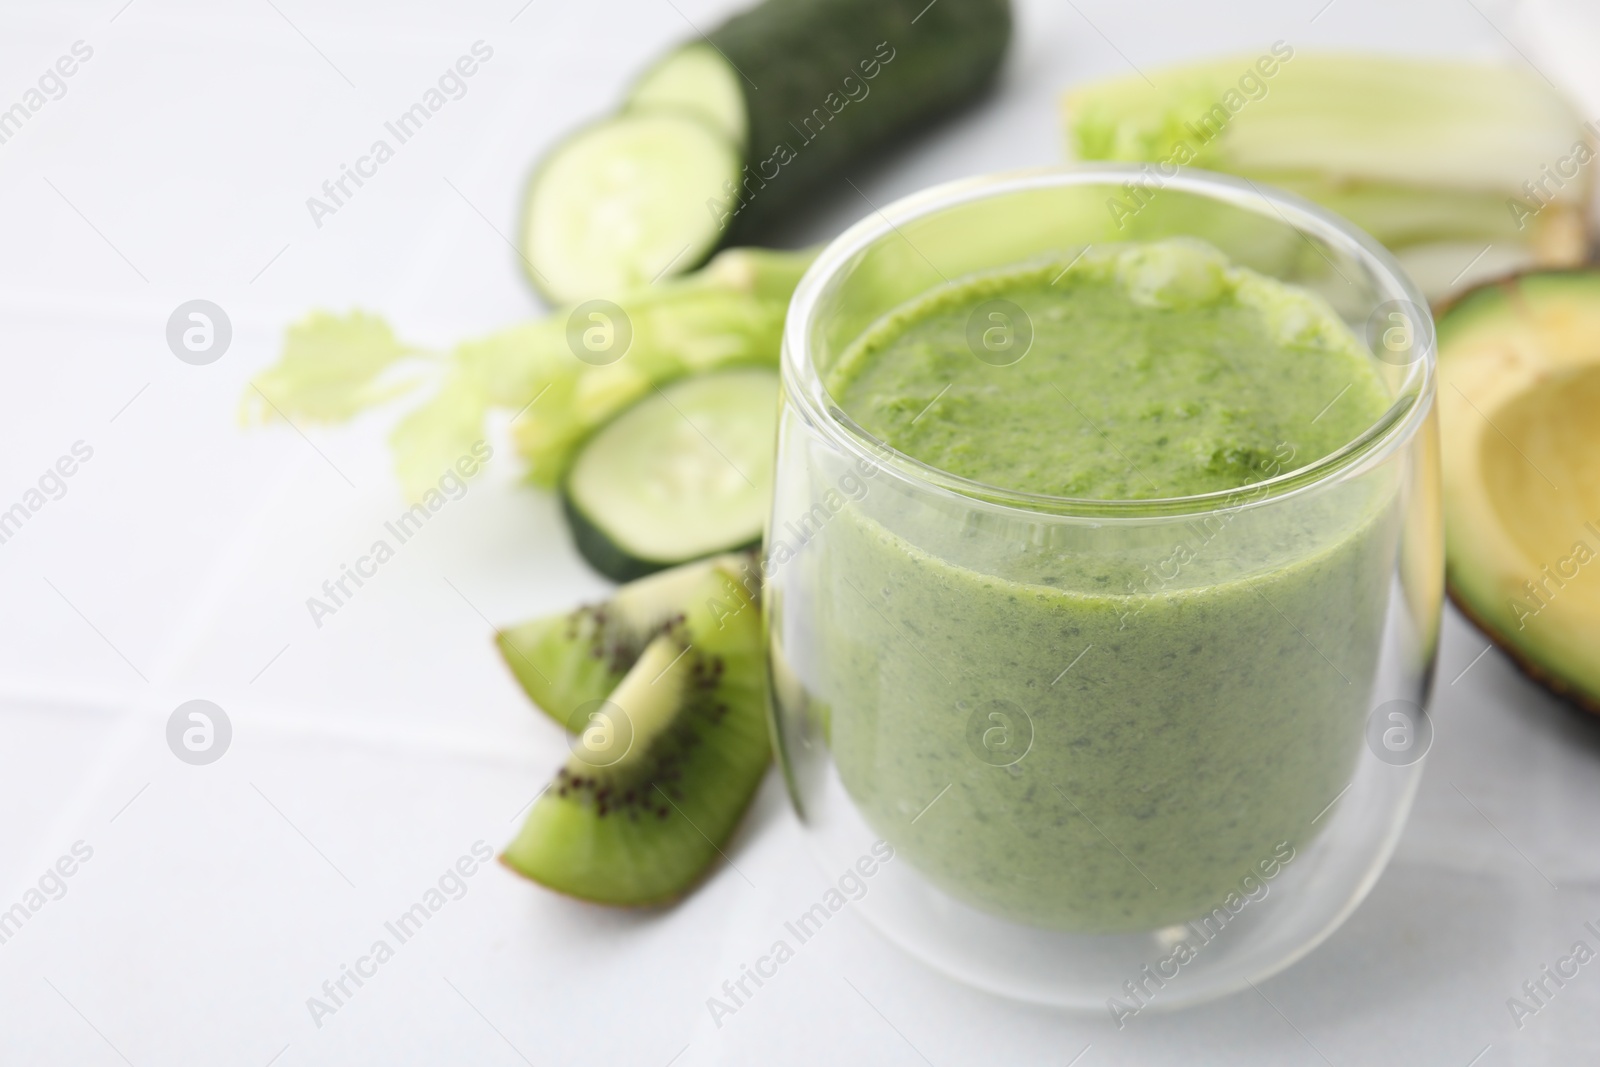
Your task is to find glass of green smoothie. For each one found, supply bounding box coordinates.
[765,166,1442,1010]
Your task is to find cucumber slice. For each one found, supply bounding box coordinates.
[562,368,778,581]
[521,0,1011,298]
[520,112,740,303]
[627,43,748,147]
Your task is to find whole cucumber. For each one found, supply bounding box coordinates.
[702,0,1012,238]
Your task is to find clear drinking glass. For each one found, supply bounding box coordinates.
[764,166,1442,1010]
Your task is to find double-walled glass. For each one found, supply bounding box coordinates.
[764,167,1442,1009]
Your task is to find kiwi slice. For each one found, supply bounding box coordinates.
[495,552,758,730]
[501,559,769,905]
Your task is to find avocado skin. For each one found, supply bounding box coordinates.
[1437,267,1600,718]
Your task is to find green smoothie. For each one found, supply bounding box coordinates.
[804,239,1400,932]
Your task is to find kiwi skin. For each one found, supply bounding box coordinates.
[494,552,760,731]
[500,560,770,906]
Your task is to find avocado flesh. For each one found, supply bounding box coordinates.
[1438,270,1600,712]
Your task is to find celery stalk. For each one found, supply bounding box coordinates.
[1063,52,1593,297]
[244,246,816,499]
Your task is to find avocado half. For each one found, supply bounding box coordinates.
[1438,269,1600,713]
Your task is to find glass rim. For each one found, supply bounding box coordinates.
[781,164,1437,520]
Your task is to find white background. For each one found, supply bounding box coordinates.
[1,0,1598,1063]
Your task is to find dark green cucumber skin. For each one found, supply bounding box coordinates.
[707,0,1011,241]
[561,490,760,583]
